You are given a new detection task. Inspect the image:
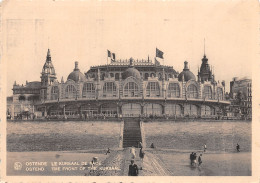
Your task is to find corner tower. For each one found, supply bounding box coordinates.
[198,54,213,83]
[40,49,57,100]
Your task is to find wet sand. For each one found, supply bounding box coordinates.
[144,121,251,152]
[7,149,251,176]
[7,121,121,151]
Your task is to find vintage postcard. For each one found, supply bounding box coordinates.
[1,0,259,182]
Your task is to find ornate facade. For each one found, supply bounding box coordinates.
[38,49,229,118]
[8,49,230,119]
[228,77,252,118]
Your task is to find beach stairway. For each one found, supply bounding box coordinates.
[123,118,142,148]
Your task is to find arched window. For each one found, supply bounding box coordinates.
[150,73,155,77]
[165,74,168,80]
[168,83,180,98]
[101,73,105,80]
[158,73,162,80]
[204,85,212,99]
[19,95,26,102]
[82,83,95,98]
[146,82,160,97]
[42,89,47,100]
[103,82,117,97]
[201,105,211,116]
[187,84,198,98]
[51,86,59,100]
[65,85,76,99]
[144,73,149,80]
[144,103,162,116]
[184,104,198,116]
[110,73,114,78]
[124,82,139,97]
[217,87,223,100]
[101,103,117,117]
[28,95,40,102]
[115,73,120,80]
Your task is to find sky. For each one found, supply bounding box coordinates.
[2,0,258,96]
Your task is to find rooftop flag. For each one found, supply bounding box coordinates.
[107,50,111,57]
[112,53,116,62]
[156,48,164,59]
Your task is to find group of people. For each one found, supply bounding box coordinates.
[189,144,206,167]
[190,152,202,167]
[189,143,241,167]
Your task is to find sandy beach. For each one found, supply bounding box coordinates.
[7,148,251,176]
[7,121,251,176]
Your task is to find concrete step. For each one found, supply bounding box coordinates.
[123,119,142,148]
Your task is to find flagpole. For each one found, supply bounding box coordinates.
[106,50,109,73]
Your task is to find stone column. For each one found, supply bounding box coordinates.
[118,105,122,116]
[162,103,165,115]
[181,104,185,117]
[45,106,47,117]
[117,102,122,116]
[141,103,144,116]
[98,104,101,115]
[11,103,15,119]
[79,105,82,116]
[198,105,202,117]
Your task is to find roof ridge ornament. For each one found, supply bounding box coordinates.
[184,61,189,71]
[46,48,51,62]
[74,61,79,71]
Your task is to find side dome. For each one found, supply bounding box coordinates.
[178,61,196,82]
[67,61,86,82]
[122,67,141,80]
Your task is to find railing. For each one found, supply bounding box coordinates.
[42,96,230,104]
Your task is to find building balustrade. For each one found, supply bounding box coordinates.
[43,95,229,104]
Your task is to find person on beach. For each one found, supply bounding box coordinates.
[204,144,207,152]
[139,148,145,162]
[236,143,240,152]
[190,152,194,165]
[128,160,139,176]
[139,141,143,149]
[130,146,136,159]
[105,148,110,155]
[194,153,197,163]
[191,153,197,166]
[198,154,202,166]
[150,143,155,148]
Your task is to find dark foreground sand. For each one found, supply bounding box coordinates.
[7,121,121,151]
[7,148,251,176]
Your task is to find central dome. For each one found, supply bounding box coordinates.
[178,61,196,82]
[122,67,141,80]
[67,62,86,82]
[122,57,141,80]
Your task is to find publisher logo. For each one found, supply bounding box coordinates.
[14,162,22,170]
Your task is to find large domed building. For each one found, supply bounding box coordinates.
[8,49,230,119]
